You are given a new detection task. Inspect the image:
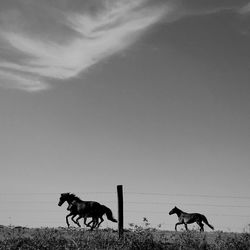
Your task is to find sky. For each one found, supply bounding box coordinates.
[0,0,250,232]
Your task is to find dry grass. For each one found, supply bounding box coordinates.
[0,225,249,249]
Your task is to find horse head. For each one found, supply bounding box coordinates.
[58,193,70,206]
[169,206,178,215]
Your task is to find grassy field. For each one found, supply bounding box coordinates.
[0,225,250,249]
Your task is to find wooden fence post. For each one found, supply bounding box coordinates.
[117,185,124,238]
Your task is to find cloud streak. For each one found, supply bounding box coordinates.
[0,0,248,91]
[0,0,167,91]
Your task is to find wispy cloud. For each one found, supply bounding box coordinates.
[0,0,248,91]
[0,0,167,91]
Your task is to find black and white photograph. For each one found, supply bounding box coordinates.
[0,0,250,249]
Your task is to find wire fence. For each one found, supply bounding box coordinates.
[0,191,250,231]
[1,191,250,213]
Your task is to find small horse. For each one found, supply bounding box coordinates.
[169,206,214,232]
[58,193,117,229]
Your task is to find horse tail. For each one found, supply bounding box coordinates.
[102,205,117,223]
[202,215,214,230]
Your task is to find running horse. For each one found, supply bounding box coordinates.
[66,200,98,228]
[169,206,214,232]
[58,193,117,229]
[67,200,113,229]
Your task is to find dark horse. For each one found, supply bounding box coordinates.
[67,200,112,229]
[58,193,117,229]
[66,201,98,228]
[169,206,214,232]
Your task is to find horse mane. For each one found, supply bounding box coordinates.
[175,206,183,212]
[68,193,82,202]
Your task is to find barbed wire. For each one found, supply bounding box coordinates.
[0,207,249,218]
[1,200,250,209]
[125,192,250,200]
[125,201,250,208]
[125,210,250,217]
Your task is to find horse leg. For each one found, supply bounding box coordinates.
[72,214,80,224]
[87,217,98,230]
[175,222,183,231]
[94,217,100,228]
[89,218,97,228]
[75,216,82,227]
[86,218,94,227]
[97,217,104,228]
[83,217,92,227]
[66,212,74,227]
[197,222,204,232]
[90,220,96,231]
[71,214,77,224]
[86,221,92,227]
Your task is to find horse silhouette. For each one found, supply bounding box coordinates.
[67,200,116,229]
[169,206,214,232]
[58,193,117,229]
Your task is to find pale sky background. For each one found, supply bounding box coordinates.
[0,0,250,232]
